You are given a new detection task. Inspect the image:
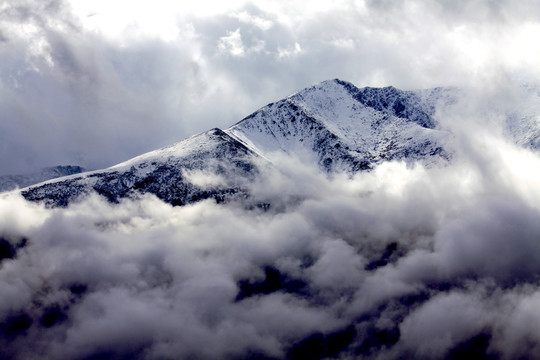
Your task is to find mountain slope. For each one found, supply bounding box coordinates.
[505,83,540,150]
[226,79,453,172]
[22,129,260,207]
[0,166,85,193]
[17,79,456,207]
[19,78,535,208]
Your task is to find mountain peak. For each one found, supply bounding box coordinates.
[288,78,359,100]
[227,79,452,173]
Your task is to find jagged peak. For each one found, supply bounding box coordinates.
[239,79,455,129]
[233,79,408,127]
[230,79,450,135]
[208,127,226,136]
[17,78,467,207]
[288,78,359,98]
[298,79,403,98]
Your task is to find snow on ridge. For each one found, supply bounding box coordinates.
[227,78,453,172]
[18,78,540,207]
[108,129,228,172]
[15,79,458,201]
[0,166,86,193]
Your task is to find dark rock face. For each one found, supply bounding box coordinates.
[0,313,33,340]
[445,333,495,360]
[286,325,357,360]
[235,266,309,302]
[0,237,27,264]
[335,79,446,129]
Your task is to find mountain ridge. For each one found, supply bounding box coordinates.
[21,128,259,207]
[0,165,86,193]
[11,78,539,207]
[226,79,452,172]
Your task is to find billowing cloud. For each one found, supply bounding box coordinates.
[2,88,540,358]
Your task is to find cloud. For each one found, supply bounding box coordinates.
[1,0,540,175]
[2,87,540,358]
[233,10,274,31]
[2,4,540,356]
[218,29,246,56]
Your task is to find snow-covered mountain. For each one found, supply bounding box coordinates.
[21,129,258,207]
[226,79,454,172]
[15,79,538,207]
[0,165,85,193]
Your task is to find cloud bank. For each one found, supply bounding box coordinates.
[2,93,540,359]
[1,0,540,174]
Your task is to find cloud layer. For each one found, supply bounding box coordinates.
[1,94,540,358]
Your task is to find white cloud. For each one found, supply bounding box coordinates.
[277,42,302,58]
[233,11,274,31]
[182,169,227,188]
[218,29,246,56]
[2,1,540,358]
[2,0,540,175]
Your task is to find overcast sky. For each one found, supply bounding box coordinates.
[1,0,540,174]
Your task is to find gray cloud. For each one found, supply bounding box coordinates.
[2,0,540,175]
